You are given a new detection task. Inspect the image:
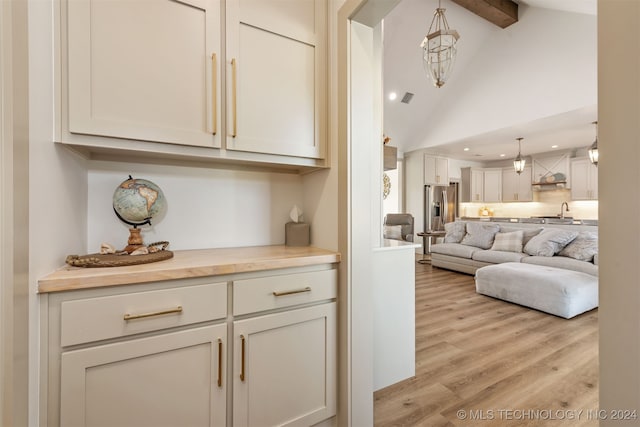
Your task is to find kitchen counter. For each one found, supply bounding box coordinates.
[461,216,598,226]
[38,245,341,293]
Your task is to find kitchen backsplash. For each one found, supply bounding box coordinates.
[460,189,598,220]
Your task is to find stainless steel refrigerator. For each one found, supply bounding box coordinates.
[424,182,458,232]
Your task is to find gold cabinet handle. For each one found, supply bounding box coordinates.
[217,338,223,388]
[211,53,217,135]
[240,334,246,382]
[231,58,237,138]
[272,287,312,297]
[123,306,183,321]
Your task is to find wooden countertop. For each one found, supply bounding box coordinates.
[38,245,341,293]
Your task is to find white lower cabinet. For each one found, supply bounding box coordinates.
[42,266,337,427]
[60,325,227,427]
[233,304,336,427]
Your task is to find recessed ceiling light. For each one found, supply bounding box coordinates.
[463,147,470,151]
[389,92,397,101]
[551,145,559,148]
[500,154,506,157]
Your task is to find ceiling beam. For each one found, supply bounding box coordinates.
[451,0,518,28]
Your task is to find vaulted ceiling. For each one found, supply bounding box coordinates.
[382,0,597,161]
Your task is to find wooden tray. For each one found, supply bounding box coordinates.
[66,250,174,268]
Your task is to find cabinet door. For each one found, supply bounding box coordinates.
[233,303,336,427]
[483,169,502,202]
[424,155,449,185]
[517,166,533,201]
[60,325,226,427]
[226,0,326,159]
[502,167,532,202]
[588,162,598,199]
[424,155,437,185]
[571,159,593,200]
[436,157,449,184]
[67,0,221,148]
[501,168,518,202]
[471,169,484,202]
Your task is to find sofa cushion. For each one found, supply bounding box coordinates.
[490,230,524,253]
[594,253,599,266]
[558,231,598,262]
[522,256,598,276]
[460,222,500,249]
[383,225,403,240]
[472,250,529,264]
[430,243,480,259]
[500,226,543,246]
[444,221,466,243]
[523,229,579,257]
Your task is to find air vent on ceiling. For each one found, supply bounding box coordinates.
[401,92,414,104]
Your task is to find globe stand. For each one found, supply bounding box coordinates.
[113,176,165,254]
[124,227,145,254]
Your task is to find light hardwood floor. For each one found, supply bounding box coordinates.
[374,259,599,426]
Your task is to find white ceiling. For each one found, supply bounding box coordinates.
[382,0,597,161]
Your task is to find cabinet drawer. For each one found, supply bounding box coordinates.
[233,269,336,315]
[61,282,227,347]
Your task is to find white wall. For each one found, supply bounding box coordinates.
[300,0,344,253]
[87,162,303,251]
[382,166,400,217]
[0,1,17,423]
[599,2,640,424]
[28,1,89,425]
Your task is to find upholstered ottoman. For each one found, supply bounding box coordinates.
[475,262,598,319]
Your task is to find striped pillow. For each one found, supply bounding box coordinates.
[490,230,524,253]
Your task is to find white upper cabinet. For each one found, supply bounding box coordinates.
[571,158,598,200]
[424,155,449,185]
[66,0,221,148]
[59,0,328,170]
[483,169,502,203]
[460,167,484,202]
[225,0,326,159]
[502,166,533,202]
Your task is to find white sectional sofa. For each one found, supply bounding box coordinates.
[430,220,599,318]
[430,220,598,277]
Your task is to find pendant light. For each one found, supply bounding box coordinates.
[420,0,460,88]
[588,121,599,166]
[513,137,526,174]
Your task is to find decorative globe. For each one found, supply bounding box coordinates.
[113,177,166,227]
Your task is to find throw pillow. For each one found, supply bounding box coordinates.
[460,222,500,249]
[558,231,598,262]
[444,221,466,243]
[383,225,403,240]
[523,229,579,257]
[500,226,543,245]
[490,230,524,253]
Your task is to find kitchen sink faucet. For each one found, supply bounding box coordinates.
[560,202,570,219]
